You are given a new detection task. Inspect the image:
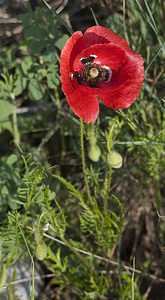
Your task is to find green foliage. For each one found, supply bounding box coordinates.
[0,0,165,299]
[0,212,23,269]
[0,154,21,214]
[119,272,143,300]
[79,194,124,252]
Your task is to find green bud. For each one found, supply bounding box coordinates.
[108,151,123,168]
[88,145,101,162]
[35,243,47,261]
[35,231,42,244]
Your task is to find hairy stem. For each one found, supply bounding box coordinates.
[12,108,20,145]
[103,165,112,215]
[80,119,93,207]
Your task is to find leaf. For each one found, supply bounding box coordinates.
[6,154,18,166]
[55,34,69,50]
[0,100,15,120]
[8,197,19,210]
[13,76,27,96]
[43,45,57,63]
[0,80,8,90]
[47,73,59,89]
[28,79,45,101]
[53,174,84,202]
[0,86,10,100]
[1,119,13,134]
[21,56,34,75]
[1,186,9,196]
[36,69,47,80]
[31,41,44,55]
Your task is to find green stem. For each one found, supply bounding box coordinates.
[80,119,93,207]
[17,219,35,300]
[22,183,34,227]
[90,123,96,146]
[10,92,20,145]
[154,176,161,211]
[55,87,65,160]
[12,108,20,145]
[103,118,115,215]
[103,165,112,215]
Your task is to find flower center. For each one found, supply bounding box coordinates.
[72,55,112,88]
[89,67,99,78]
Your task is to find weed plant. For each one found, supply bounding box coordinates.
[0,0,165,299]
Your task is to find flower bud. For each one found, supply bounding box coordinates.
[108,151,123,168]
[35,243,47,261]
[88,145,101,162]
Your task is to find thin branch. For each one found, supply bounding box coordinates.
[16,103,54,114]
[26,226,165,284]
[2,273,55,287]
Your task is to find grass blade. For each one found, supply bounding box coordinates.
[42,0,73,35]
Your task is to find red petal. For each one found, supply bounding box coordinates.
[97,54,144,109]
[60,32,99,123]
[84,26,129,50]
[60,31,83,95]
[73,43,126,72]
[98,81,143,109]
[67,89,99,123]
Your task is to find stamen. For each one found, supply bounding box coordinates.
[73,62,112,87]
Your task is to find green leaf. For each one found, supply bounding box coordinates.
[53,174,84,202]
[13,76,27,96]
[36,68,47,80]
[6,154,18,166]
[0,85,10,100]
[1,119,13,134]
[47,73,59,88]
[0,80,8,90]
[8,198,18,210]
[1,186,9,195]
[21,56,34,75]
[55,34,69,50]
[30,41,44,55]
[42,45,57,63]
[0,101,15,120]
[28,79,45,101]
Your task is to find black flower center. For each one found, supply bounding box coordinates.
[73,55,112,88]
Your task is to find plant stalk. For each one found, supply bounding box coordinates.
[103,165,112,215]
[80,119,93,207]
[12,108,20,145]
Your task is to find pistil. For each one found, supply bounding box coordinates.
[72,56,112,88]
[89,68,99,78]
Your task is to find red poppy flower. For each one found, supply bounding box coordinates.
[60,26,144,123]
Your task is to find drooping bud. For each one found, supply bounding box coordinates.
[35,243,47,261]
[107,151,123,168]
[88,145,101,162]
